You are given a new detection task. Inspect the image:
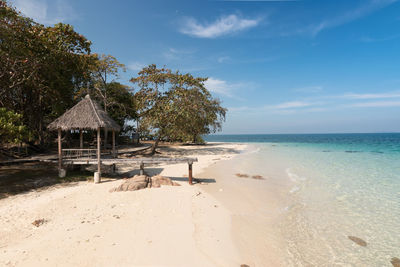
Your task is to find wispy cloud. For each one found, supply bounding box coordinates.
[127,62,146,72]
[273,101,313,109]
[204,77,252,99]
[12,0,76,25]
[349,101,400,108]
[180,14,262,38]
[217,56,231,63]
[228,90,400,115]
[293,85,323,93]
[360,34,400,43]
[162,48,195,61]
[204,78,235,97]
[295,0,396,36]
[342,92,400,99]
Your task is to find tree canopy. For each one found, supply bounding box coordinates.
[1,1,94,146]
[131,64,226,153]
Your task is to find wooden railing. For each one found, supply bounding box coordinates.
[62,149,98,159]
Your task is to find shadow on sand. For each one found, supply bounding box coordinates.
[159,143,241,156]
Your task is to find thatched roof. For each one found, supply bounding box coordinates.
[47,95,121,131]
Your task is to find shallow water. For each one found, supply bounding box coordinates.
[204,134,400,266]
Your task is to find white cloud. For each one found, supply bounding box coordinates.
[127,62,146,72]
[349,101,400,108]
[293,86,323,93]
[273,101,313,109]
[204,77,252,99]
[228,90,400,115]
[13,0,76,25]
[228,102,325,115]
[204,78,234,97]
[163,48,195,61]
[343,92,400,99]
[217,56,231,63]
[180,14,261,38]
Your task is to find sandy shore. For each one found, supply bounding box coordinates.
[0,143,253,267]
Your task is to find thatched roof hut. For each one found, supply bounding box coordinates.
[47,94,120,131]
[48,95,120,181]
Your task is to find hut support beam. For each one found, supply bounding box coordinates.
[112,130,116,158]
[58,128,62,173]
[104,129,108,149]
[80,130,83,149]
[97,127,101,183]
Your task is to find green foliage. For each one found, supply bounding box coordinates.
[90,54,126,111]
[0,108,29,145]
[75,54,135,129]
[0,1,93,145]
[105,82,137,128]
[131,64,226,149]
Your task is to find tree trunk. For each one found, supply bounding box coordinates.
[150,136,160,155]
[193,134,197,144]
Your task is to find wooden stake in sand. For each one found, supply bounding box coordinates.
[188,161,193,185]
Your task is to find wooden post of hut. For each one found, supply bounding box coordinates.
[112,130,116,158]
[80,130,83,149]
[96,127,101,183]
[58,128,62,175]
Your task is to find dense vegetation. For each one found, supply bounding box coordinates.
[0,1,226,156]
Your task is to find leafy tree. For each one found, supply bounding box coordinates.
[1,1,93,147]
[89,54,126,112]
[0,108,29,145]
[130,65,172,153]
[131,64,226,153]
[168,73,226,143]
[105,82,137,128]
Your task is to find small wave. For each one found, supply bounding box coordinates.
[242,145,261,155]
[370,151,384,154]
[289,185,300,194]
[286,168,306,182]
[345,150,362,153]
[322,150,331,152]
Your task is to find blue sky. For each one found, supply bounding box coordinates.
[11,0,400,134]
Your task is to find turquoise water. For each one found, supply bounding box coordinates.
[205,134,400,266]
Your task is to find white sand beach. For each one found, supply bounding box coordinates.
[0,143,272,267]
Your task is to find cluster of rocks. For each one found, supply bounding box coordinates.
[347,236,399,267]
[32,218,47,227]
[110,175,180,192]
[348,236,367,247]
[235,173,265,180]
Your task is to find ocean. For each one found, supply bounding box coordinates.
[204,133,400,266]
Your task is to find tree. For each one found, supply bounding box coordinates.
[167,72,226,143]
[130,64,226,154]
[90,54,126,112]
[130,65,172,154]
[0,108,29,145]
[105,82,137,128]
[1,1,93,147]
